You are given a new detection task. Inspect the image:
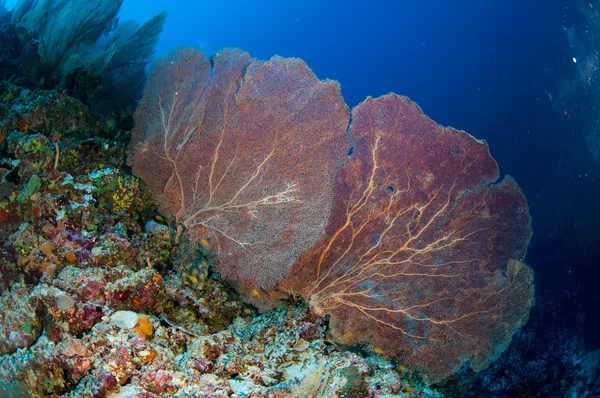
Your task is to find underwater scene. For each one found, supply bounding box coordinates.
[0,0,599,397]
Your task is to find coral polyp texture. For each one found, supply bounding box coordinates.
[129,47,349,303]
[129,47,534,381]
[283,94,534,380]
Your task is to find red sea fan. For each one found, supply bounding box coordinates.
[129,48,534,381]
[128,47,350,304]
[282,94,534,380]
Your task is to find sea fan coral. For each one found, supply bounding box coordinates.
[129,47,534,381]
[129,47,349,304]
[283,94,534,380]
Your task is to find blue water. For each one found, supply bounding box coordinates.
[119,0,599,349]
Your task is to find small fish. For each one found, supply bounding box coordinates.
[187,275,199,284]
[155,215,165,222]
[200,238,211,248]
[252,289,261,298]
[396,365,406,371]
[374,347,385,355]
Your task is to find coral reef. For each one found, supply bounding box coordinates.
[0,1,595,393]
[1,32,595,398]
[0,82,432,396]
[0,82,94,137]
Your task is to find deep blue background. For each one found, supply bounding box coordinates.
[120,0,599,348]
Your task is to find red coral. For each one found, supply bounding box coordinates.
[93,371,119,398]
[137,369,176,395]
[193,358,216,374]
[298,321,321,341]
[78,304,104,330]
[129,48,349,304]
[0,208,8,223]
[283,94,534,380]
[202,341,222,361]
[78,279,106,302]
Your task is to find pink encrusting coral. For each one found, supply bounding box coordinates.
[129,47,534,381]
[129,48,349,303]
